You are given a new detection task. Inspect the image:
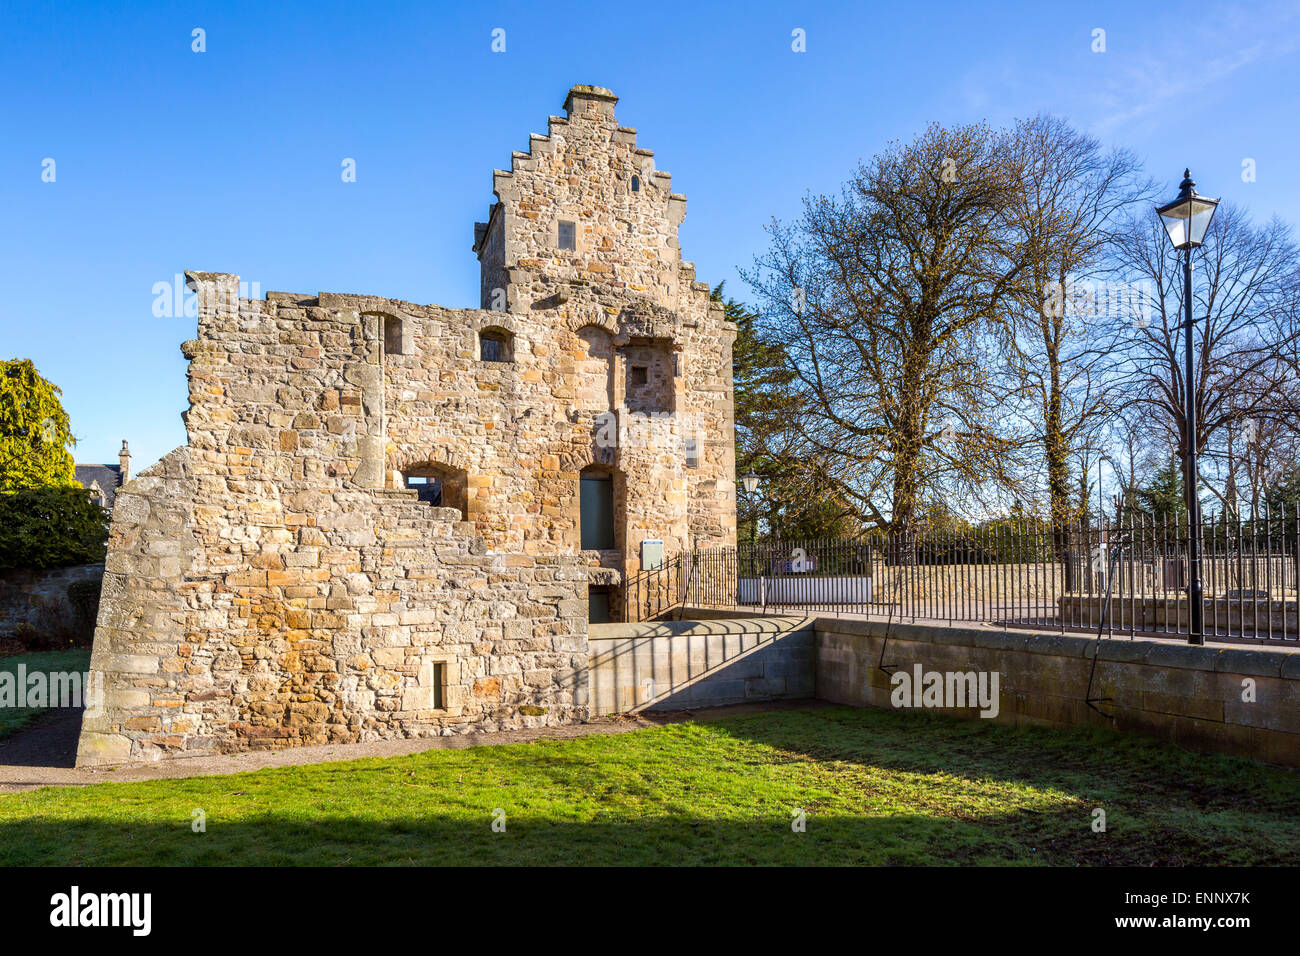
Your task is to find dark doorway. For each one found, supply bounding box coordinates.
[588,587,612,624]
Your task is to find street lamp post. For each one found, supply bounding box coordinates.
[1156,169,1219,645]
[739,472,763,605]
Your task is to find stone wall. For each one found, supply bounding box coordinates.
[672,608,1300,765]
[76,84,737,766]
[588,616,814,714]
[79,413,589,765]
[476,85,696,317]
[0,563,103,639]
[814,618,1300,767]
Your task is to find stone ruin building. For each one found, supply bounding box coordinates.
[76,85,738,765]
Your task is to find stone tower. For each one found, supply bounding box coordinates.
[471,84,737,557]
[474,85,693,315]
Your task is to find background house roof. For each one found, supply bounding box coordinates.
[75,463,122,509]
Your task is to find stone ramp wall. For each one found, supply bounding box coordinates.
[588,616,814,714]
[674,609,1300,767]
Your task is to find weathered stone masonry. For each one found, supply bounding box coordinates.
[76,85,738,765]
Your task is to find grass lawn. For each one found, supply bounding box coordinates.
[0,705,1297,866]
[0,649,91,740]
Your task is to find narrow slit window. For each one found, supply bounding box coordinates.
[684,436,701,469]
[432,662,446,709]
[383,315,405,356]
[631,175,640,193]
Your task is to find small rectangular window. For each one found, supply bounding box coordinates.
[558,220,576,251]
[480,328,513,363]
[629,365,648,387]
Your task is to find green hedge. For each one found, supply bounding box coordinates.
[0,486,109,571]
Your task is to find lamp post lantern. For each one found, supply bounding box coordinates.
[1155,169,1219,644]
[739,472,762,547]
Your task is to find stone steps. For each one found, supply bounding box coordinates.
[370,491,474,551]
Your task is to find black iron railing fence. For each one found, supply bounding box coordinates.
[623,508,1300,643]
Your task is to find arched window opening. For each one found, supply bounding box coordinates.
[631,175,640,193]
[402,463,468,520]
[580,467,615,550]
[480,327,514,363]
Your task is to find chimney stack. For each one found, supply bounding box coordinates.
[562,84,618,121]
[119,440,130,485]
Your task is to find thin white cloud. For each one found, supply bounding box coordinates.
[1091,24,1292,135]
[949,3,1300,138]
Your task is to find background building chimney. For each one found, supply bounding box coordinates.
[119,440,130,485]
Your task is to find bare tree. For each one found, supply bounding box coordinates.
[1217,393,1300,516]
[1002,115,1150,529]
[1105,206,1300,514]
[1105,402,1170,519]
[742,122,1032,538]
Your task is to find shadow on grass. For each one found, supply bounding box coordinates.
[0,803,1262,867]
[1,706,1296,866]
[705,706,1300,814]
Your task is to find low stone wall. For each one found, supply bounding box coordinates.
[0,564,104,639]
[814,618,1300,767]
[588,616,814,714]
[1059,594,1298,639]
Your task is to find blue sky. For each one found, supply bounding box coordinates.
[3,0,1299,471]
